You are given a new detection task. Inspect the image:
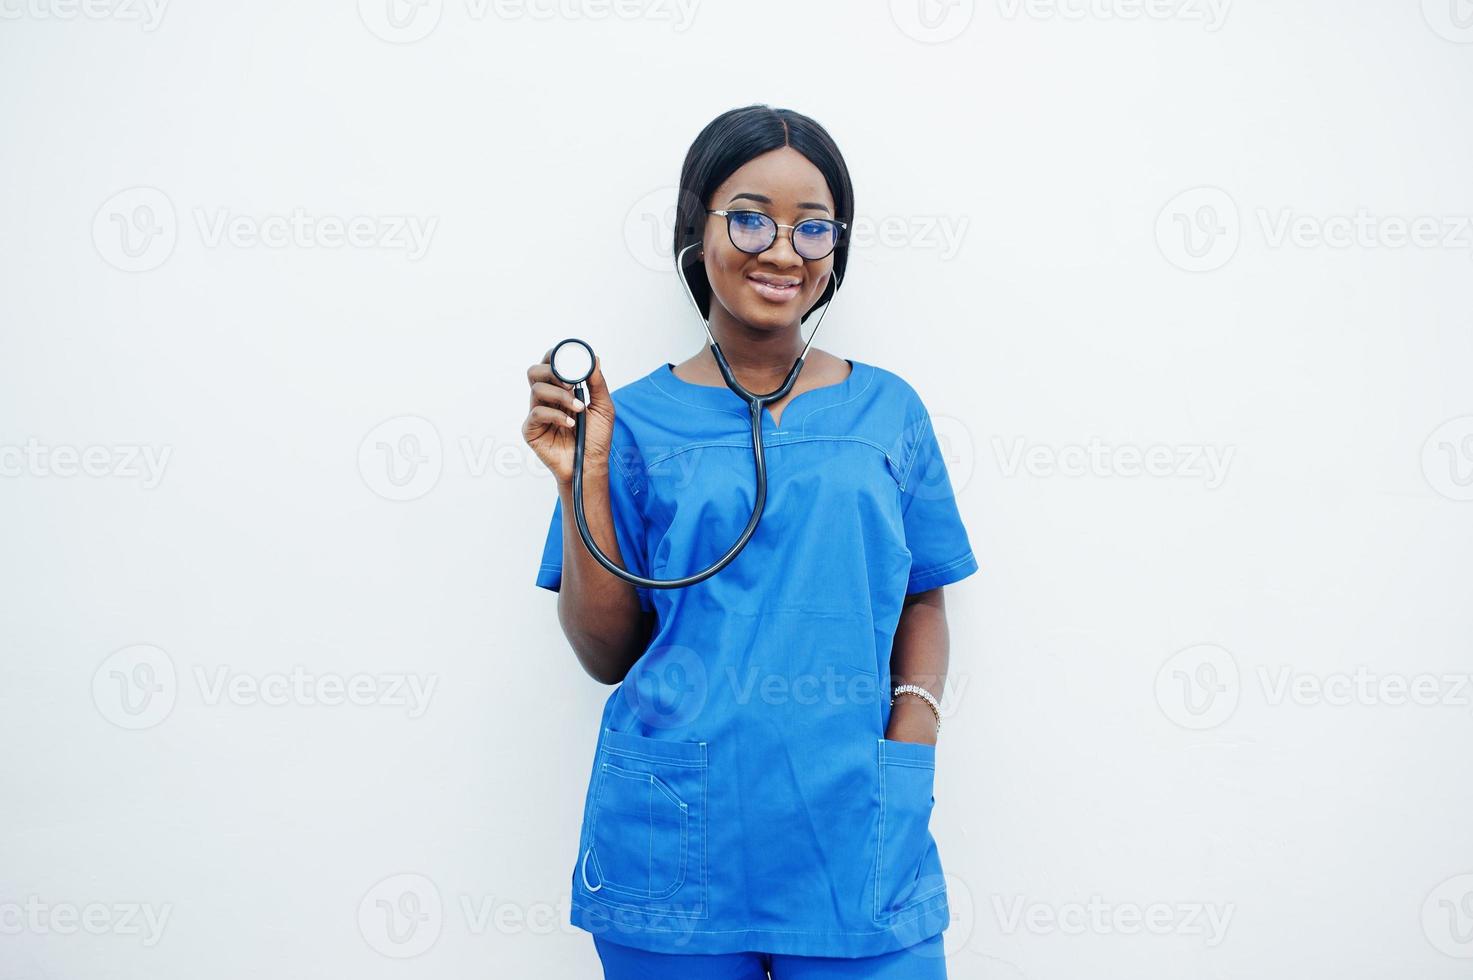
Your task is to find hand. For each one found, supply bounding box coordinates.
[523,347,616,486]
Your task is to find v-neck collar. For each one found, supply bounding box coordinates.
[651,358,868,431]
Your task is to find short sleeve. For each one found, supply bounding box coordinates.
[535,451,654,613]
[898,405,979,594]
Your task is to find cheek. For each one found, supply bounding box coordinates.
[710,254,745,295]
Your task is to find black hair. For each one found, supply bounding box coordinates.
[673,104,854,324]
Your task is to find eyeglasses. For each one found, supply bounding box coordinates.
[706,209,847,261]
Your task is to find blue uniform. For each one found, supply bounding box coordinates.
[535,358,979,958]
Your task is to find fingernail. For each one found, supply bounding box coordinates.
[565,415,575,426]
[573,399,585,410]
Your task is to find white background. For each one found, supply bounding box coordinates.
[3,0,1472,977]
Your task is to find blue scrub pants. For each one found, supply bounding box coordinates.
[593,933,948,979]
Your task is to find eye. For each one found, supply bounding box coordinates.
[796,220,835,238]
[730,211,769,231]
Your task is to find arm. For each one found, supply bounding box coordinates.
[553,471,656,685]
[885,586,949,746]
[524,348,654,686]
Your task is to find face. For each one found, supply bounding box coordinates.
[701,146,838,335]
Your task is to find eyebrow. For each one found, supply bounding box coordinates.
[727,192,832,215]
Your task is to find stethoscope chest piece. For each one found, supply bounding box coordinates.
[551,337,595,387]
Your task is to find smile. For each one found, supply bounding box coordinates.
[747,275,800,302]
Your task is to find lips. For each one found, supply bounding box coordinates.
[747,274,800,303]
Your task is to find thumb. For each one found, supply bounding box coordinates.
[585,354,611,407]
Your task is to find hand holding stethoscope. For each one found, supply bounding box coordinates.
[523,343,613,487]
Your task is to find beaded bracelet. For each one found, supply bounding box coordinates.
[890,683,942,734]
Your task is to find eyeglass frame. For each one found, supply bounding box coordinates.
[705,208,848,261]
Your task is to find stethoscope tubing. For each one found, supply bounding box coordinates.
[569,343,799,589]
[560,242,840,590]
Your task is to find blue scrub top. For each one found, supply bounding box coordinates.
[535,357,979,958]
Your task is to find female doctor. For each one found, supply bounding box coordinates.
[522,104,978,980]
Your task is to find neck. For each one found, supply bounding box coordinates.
[703,307,806,382]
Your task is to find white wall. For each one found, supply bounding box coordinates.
[2,1,1471,977]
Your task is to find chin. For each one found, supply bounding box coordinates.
[738,305,794,329]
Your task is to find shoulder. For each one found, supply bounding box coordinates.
[605,363,670,424]
[849,359,929,421]
[848,361,943,477]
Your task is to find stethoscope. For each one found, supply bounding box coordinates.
[549,241,841,590]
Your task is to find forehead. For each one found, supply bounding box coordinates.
[709,146,834,211]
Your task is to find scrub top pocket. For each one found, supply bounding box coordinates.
[580,728,708,918]
[872,737,947,925]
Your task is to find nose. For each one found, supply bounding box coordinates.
[758,226,805,267]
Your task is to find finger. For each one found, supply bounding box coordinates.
[528,404,577,431]
[527,361,573,391]
[529,380,584,414]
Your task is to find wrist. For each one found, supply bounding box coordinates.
[877,698,936,745]
[886,694,939,745]
[557,462,609,493]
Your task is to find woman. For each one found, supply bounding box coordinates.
[523,105,978,979]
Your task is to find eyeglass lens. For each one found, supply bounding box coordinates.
[727,211,839,260]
